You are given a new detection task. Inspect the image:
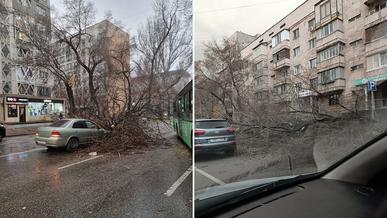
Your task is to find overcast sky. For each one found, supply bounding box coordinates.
[50,0,155,36]
[194,0,305,60]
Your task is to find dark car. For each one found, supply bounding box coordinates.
[195,119,236,156]
[0,123,5,141]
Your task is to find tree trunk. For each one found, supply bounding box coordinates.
[65,83,76,116]
[88,72,100,116]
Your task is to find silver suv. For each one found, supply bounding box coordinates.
[194,119,236,156]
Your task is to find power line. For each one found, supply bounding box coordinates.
[195,0,297,14]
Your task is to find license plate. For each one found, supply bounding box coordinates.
[36,141,47,145]
[210,138,225,143]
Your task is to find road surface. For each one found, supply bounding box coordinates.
[0,132,192,217]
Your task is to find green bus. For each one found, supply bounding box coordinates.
[172,80,192,148]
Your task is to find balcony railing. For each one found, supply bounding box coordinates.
[364,6,387,28]
[273,58,290,71]
[317,78,346,94]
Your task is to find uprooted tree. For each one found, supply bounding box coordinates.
[10,0,192,151]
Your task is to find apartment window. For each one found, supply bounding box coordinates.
[367,51,387,71]
[294,65,301,75]
[275,84,287,95]
[37,86,51,97]
[348,14,361,22]
[308,19,315,31]
[365,21,387,43]
[295,83,303,92]
[293,28,300,40]
[369,1,387,15]
[309,58,317,69]
[349,39,363,46]
[320,1,331,19]
[351,64,364,71]
[329,93,340,105]
[310,78,318,89]
[319,67,344,85]
[309,38,316,49]
[317,43,344,62]
[320,22,335,38]
[293,47,300,57]
[271,29,290,47]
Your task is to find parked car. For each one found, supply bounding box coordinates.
[35,119,106,151]
[0,123,6,142]
[195,119,236,156]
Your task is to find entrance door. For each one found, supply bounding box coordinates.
[19,106,26,123]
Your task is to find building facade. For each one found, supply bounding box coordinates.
[0,0,65,124]
[54,20,130,116]
[241,0,387,114]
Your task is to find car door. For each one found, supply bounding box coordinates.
[72,120,89,143]
[85,120,99,142]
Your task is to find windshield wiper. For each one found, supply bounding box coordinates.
[196,174,315,218]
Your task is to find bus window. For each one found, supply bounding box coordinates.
[189,89,192,112]
[185,92,190,114]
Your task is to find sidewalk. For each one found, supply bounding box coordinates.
[5,123,52,137]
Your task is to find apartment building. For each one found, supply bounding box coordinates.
[55,20,130,115]
[0,0,65,124]
[241,0,387,114]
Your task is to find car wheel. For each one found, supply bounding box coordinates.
[66,138,79,152]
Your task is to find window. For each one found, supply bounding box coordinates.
[309,58,317,69]
[85,121,97,129]
[365,21,387,43]
[37,86,51,97]
[293,28,299,40]
[351,64,364,71]
[73,121,88,128]
[8,105,18,117]
[293,47,300,57]
[310,78,318,89]
[329,93,340,105]
[295,83,303,92]
[317,43,344,62]
[319,67,344,84]
[367,51,387,71]
[349,39,363,46]
[309,38,316,49]
[348,14,361,22]
[308,19,315,31]
[294,65,301,75]
[320,22,335,38]
[320,1,331,19]
[271,30,290,47]
[369,1,387,15]
[36,6,46,16]
[275,84,287,95]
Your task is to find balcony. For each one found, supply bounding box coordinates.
[315,12,343,29]
[316,55,345,72]
[273,58,290,71]
[317,78,346,94]
[316,31,345,51]
[364,7,387,28]
[273,74,291,86]
[272,40,290,54]
[365,36,387,54]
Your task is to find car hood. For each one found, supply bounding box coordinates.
[196,175,298,201]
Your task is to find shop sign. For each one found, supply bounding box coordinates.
[6,97,28,103]
[354,73,387,86]
[43,99,52,103]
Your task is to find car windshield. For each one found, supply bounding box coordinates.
[196,120,230,129]
[50,119,69,127]
[194,0,387,196]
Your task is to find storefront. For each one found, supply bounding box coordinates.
[1,95,65,124]
[354,73,387,110]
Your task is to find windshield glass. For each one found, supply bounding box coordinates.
[196,120,230,129]
[50,120,69,127]
[194,0,387,195]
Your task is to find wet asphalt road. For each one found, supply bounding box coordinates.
[0,134,192,218]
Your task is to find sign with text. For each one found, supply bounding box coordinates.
[6,97,28,103]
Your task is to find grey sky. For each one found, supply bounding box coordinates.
[50,0,155,36]
[195,0,305,60]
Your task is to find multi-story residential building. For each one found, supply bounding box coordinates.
[0,0,65,124]
[54,20,130,116]
[241,0,387,114]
